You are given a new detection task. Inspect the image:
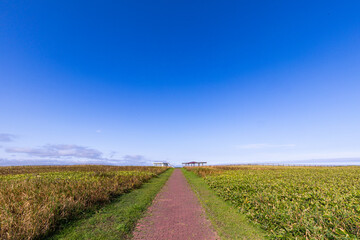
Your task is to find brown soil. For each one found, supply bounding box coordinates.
[132,169,219,240]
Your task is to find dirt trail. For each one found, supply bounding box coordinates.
[132,169,219,240]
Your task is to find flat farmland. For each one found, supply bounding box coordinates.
[0,165,168,240]
[186,166,360,239]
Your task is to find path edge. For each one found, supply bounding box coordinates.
[48,168,174,240]
[182,169,266,240]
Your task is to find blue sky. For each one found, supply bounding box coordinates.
[1,1,360,166]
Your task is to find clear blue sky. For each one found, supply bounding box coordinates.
[1,1,360,166]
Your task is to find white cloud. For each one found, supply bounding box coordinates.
[6,144,103,159]
[0,133,16,142]
[3,144,154,166]
[0,155,153,166]
[99,155,151,166]
[108,151,117,158]
[237,143,296,149]
[121,155,149,165]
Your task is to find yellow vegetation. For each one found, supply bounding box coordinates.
[0,165,167,240]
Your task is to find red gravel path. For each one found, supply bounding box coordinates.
[132,169,219,240]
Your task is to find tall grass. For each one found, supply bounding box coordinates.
[0,165,167,240]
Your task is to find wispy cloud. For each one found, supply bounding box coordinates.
[3,144,153,166]
[108,151,117,158]
[0,133,16,142]
[237,143,296,149]
[0,155,152,166]
[121,155,149,165]
[6,144,103,159]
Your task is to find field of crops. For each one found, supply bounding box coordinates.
[0,165,168,240]
[186,165,360,239]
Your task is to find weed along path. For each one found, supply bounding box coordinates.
[133,169,219,240]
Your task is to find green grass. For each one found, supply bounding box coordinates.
[182,169,265,240]
[47,168,173,240]
[189,166,360,239]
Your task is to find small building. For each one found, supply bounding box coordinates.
[153,161,170,167]
[182,161,207,167]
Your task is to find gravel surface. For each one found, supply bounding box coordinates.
[133,169,219,240]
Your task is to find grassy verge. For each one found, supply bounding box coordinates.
[182,169,265,240]
[1,166,167,239]
[47,168,173,240]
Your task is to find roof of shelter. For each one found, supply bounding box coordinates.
[182,161,207,164]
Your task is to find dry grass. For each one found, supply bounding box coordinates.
[0,165,163,175]
[0,165,167,240]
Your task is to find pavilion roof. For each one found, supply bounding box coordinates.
[182,161,207,164]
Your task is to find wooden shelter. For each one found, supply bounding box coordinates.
[153,161,170,167]
[182,161,207,167]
